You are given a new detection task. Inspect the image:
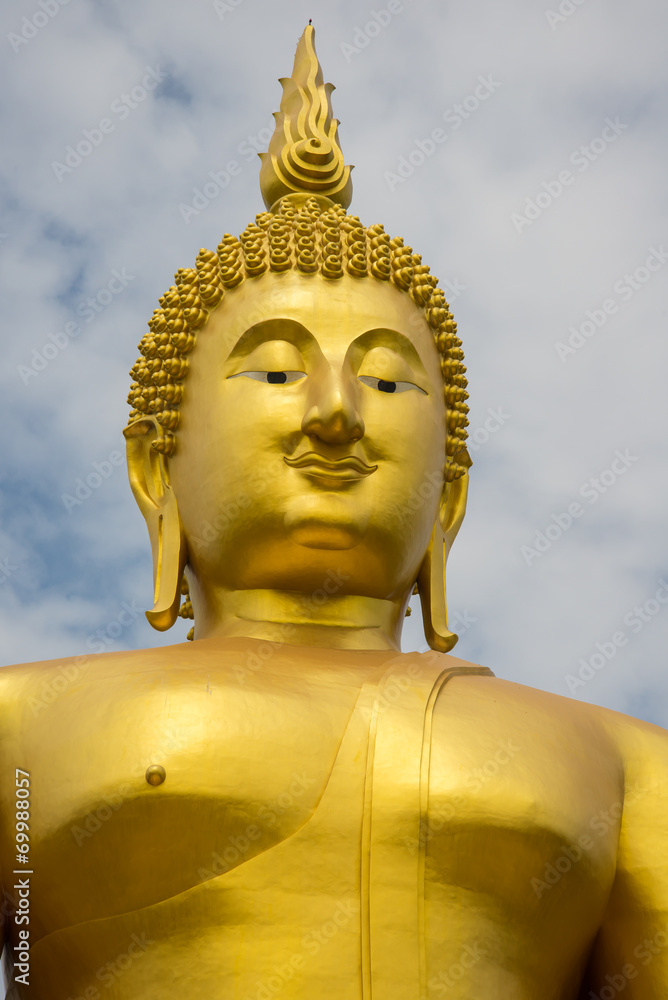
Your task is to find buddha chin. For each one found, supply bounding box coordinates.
[283,493,369,551]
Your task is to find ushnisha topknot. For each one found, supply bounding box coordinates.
[258,22,353,209]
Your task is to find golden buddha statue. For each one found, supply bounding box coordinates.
[2,24,667,1000]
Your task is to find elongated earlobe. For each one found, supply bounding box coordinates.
[417,527,458,652]
[416,465,470,653]
[124,418,187,631]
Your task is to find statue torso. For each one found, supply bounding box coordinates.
[0,638,649,998]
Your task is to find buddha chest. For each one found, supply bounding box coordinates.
[0,644,622,999]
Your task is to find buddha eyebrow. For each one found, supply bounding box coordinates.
[227,318,314,360]
[352,328,427,368]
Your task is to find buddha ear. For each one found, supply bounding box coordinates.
[416,457,470,653]
[437,460,470,553]
[123,418,186,631]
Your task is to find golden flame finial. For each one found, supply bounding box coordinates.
[259,24,353,210]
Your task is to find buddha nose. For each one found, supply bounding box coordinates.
[301,369,365,445]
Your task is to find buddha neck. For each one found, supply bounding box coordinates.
[189,586,407,651]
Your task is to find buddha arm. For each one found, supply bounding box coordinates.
[583,716,668,995]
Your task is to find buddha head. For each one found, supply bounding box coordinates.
[124,26,470,653]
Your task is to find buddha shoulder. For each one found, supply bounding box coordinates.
[0,643,181,712]
[429,669,668,799]
[0,638,387,750]
[0,636,287,700]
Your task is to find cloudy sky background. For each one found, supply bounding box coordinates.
[1,0,667,737]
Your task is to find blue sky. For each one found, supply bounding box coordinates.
[1,0,667,733]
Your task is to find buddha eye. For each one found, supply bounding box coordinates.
[228,371,306,384]
[358,375,427,395]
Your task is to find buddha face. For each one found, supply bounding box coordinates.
[169,270,447,603]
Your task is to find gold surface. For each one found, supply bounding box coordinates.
[2,643,667,997]
[1,23,667,1000]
